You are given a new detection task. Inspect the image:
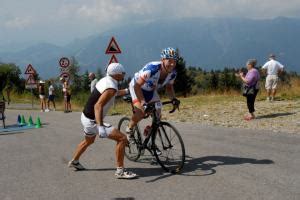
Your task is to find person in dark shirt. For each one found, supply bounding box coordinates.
[38,80,49,112]
[68,63,137,179]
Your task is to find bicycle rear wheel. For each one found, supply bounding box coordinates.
[153,122,185,173]
[118,117,142,161]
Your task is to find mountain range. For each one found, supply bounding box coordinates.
[0,17,299,79]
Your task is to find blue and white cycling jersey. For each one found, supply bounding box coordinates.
[133,61,177,92]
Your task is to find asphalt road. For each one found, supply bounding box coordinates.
[0,109,299,200]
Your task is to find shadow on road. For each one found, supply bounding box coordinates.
[71,163,171,183]
[0,131,24,135]
[256,112,295,119]
[77,168,116,172]
[63,155,169,182]
[130,156,176,182]
[63,155,274,183]
[181,155,274,176]
[0,123,48,134]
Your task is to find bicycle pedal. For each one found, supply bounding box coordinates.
[150,158,158,165]
[140,149,145,156]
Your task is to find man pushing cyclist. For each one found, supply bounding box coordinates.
[126,47,180,142]
[68,47,180,179]
[68,63,137,179]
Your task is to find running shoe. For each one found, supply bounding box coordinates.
[115,168,137,179]
[68,160,85,170]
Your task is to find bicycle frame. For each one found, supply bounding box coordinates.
[140,108,160,154]
[132,101,176,154]
[121,95,185,173]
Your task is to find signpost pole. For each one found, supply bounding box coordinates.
[31,87,34,109]
[105,36,122,112]
[25,64,38,109]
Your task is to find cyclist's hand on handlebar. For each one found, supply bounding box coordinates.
[134,101,147,112]
[172,98,180,106]
[141,103,152,118]
[169,98,180,113]
[142,103,151,113]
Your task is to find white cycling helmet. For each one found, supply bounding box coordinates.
[106,63,125,76]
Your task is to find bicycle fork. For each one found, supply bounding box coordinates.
[157,124,173,150]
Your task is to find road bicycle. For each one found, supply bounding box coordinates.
[118,95,185,174]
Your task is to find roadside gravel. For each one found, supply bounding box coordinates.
[163,99,300,134]
[6,99,300,134]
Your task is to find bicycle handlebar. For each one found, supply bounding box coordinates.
[122,95,180,114]
[162,100,180,113]
[122,95,132,103]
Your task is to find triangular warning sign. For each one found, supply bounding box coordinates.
[26,74,36,85]
[25,64,36,74]
[105,37,122,54]
[108,54,119,64]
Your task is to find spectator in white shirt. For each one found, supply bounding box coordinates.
[261,54,284,101]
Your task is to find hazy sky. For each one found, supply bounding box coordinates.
[1,0,300,49]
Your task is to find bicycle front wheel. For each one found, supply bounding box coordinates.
[153,122,185,174]
[118,117,142,161]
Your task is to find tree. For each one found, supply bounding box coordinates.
[209,70,219,90]
[0,63,23,101]
[82,70,90,91]
[218,68,231,92]
[95,67,104,80]
[68,56,81,95]
[174,56,194,97]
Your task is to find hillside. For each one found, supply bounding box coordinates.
[0,17,299,78]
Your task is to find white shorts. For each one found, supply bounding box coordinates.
[129,80,160,103]
[39,95,45,99]
[265,75,279,90]
[81,113,114,138]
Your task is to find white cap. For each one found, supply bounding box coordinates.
[106,63,125,76]
[39,80,45,84]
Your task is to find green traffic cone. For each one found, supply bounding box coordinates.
[35,117,42,128]
[20,115,26,126]
[17,114,21,126]
[28,116,34,127]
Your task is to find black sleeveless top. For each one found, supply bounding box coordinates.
[82,89,101,119]
[82,76,118,120]
[39,85,45,95]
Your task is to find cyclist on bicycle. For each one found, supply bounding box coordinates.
[68,63,137,179]
[126,47,180,142]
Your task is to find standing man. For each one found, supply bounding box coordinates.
[89,72,98,93]
[68,63,137,179]
[261,54,284,101]
[47,81,56,111]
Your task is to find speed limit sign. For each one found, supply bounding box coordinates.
[59,57,70,68]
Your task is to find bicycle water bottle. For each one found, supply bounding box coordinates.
[144,125,152,137]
